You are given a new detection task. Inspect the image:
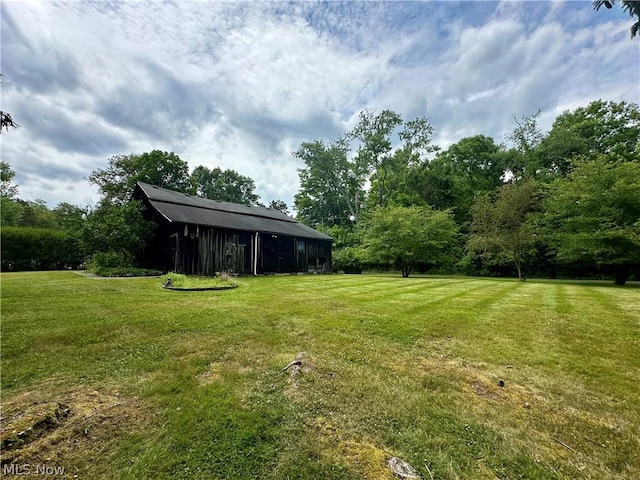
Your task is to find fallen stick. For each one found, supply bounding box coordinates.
[282,352,305,372]
[551,436,578,454]
[281,360,302,372]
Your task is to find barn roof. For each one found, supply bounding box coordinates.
[135,182,333,241]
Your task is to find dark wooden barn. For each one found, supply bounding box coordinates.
[134,182,333,275]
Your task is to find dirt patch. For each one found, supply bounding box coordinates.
[313,417,397,479]
[470,380,500,400]
[1,384,152,476]
[1,402,70,451]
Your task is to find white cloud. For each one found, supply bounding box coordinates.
[2,1,638,212]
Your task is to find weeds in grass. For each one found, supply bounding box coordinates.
[159,272,237,289]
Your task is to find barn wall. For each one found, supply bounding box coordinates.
[137,188,333,276]
[169,225,253,275]
[151,219,332,275]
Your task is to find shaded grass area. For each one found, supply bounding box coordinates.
[1,272,639,479]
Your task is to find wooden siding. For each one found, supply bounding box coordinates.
[163,223,331,275]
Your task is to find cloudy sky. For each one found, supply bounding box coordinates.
[2,0,638,211]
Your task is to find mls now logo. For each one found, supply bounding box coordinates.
[2,464,65,476]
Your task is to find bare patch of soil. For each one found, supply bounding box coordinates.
[1,384,152,476]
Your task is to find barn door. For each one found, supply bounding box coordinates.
[169,233,178,272]
[296,239,307,272]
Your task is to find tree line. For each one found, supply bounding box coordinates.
[1,99,638,284]
[295,100,640,285]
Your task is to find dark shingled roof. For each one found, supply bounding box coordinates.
[136,182,333,241]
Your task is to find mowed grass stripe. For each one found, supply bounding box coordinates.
[2,272,639,480]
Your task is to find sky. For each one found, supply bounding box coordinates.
[2,0,639,212]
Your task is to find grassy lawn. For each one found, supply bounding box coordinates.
[1,272,639,479]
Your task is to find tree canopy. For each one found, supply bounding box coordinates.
[90,150,193,204]
[545,156,640,285]
[593,0,640,38]
[190,166,260,206]
[0,74,19,134]
[294,138,362,227]
[4,98,640,283]
[294,109,437,227]
[361,205,458,277]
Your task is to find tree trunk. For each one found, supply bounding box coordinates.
[402,264,411,277]
[513,252,524,281]
[614,265,628,286]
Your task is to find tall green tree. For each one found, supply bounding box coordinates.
[294,137,363,226]
[469,180,543,281]
[538,100,640,176]
[545,156,640,285]
[89,150,192,204]
[361,205,458,277]
[426,135,504,224]
[351,110,437,209]
[86,150,190,264]
[15,199,57,229]
[82,200,155,262]
[190,166,260,205]
[1,161,18,198]
[1,162,22,226]
[350,110,403,209]
[53,202,87,231]
[503,111,545,180]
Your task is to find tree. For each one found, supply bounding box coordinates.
[545,156,640,285]
[267,200,289,215]
[426,135,504,224]
[361,205,458,277]
[503,111,545,180]
[86,150,190,264]
[294,138,363,226]
[594,0,640,38]
[469,180,543,281]
[538,100,640,175]
[1,162,18,198]
[15,199,57,229]
[190,166,260,205]
[0,196,23,226]
[0,74,19,133]
[53,202,87,231]
[351,110,438,208]
[89,150,192,204]
[82,200,155,263]
[350,109,402,208]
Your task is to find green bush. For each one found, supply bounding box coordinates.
[332,246,364,274]
[86,251,132,270]
[0,227,84,271]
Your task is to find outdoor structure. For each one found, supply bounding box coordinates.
[134,182,333,275]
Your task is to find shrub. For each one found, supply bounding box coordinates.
[0,227,84,271]
[86,251,132,270]
[332,246,364,274]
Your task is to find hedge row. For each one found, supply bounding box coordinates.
[1,227,85,271]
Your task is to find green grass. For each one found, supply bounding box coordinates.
[1,272,639,479]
